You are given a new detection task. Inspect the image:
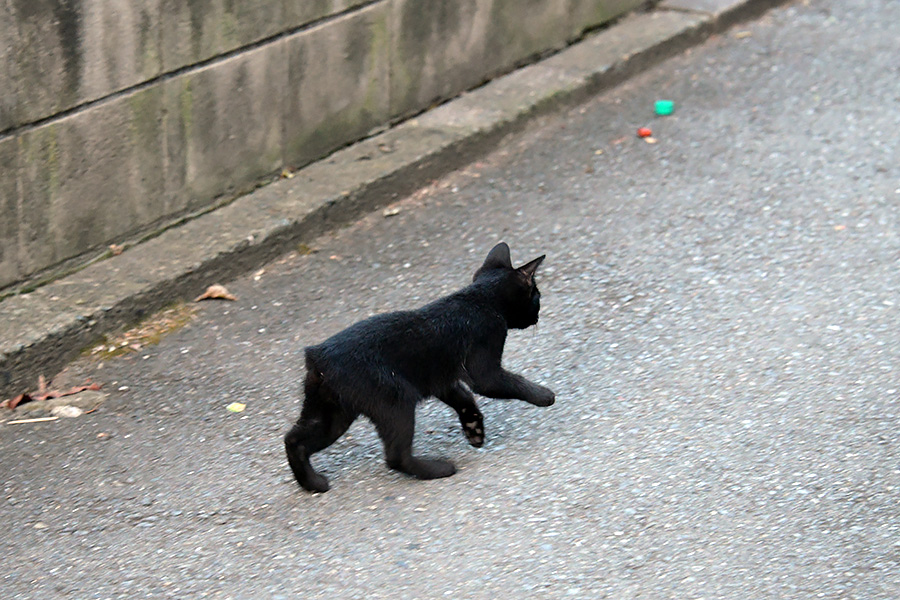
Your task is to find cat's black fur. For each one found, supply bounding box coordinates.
[284,242,555,493]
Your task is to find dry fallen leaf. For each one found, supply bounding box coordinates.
[195,284,237,302]
[109,244,124,256]
[88,303,196,359]
[3,379,102,410]
[0,395,21,410]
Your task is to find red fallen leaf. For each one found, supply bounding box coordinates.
[37,382,102,402]
[2,394,29,410]
[3,381,102,410]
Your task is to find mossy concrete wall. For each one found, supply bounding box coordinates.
[0,0,643,290]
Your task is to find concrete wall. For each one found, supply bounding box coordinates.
[0,0,643,290]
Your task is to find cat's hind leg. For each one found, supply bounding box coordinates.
[284,370,357,493]
[437,382,485,448]
[370,395,457,481]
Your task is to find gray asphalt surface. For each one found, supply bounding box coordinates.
[3,0,900,598]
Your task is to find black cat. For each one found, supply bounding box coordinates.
[284,242,555,493]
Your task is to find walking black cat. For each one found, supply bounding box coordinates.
[284,242,555,493]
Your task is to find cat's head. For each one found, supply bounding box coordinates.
[473,242,545,329]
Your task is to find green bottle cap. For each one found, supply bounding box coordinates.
[655,100,674,116]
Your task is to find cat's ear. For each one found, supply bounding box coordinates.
[516,255,545,285]
[482,243,513,270]
[473,242,513,281]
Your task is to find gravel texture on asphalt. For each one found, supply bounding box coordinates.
[2,0,899,598]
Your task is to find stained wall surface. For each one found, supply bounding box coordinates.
[0,0,642,289]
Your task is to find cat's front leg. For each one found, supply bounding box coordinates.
[501,370,555,407]
[465,347,555,407]
[470,368,556,407]
[437,382,485,447]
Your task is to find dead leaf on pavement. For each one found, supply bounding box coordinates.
[195,284,237,302]
[3,378,102,410]
[0,394,23,410]
[86,303,197,360]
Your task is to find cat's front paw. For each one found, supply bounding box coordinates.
[299,472,330,493]
[527,386,555,407]
[458,406,485,448]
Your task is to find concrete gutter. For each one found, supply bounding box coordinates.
[0,0,791,397]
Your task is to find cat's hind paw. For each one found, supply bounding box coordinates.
[390,456,457,480]
[413,458,457,480]
[458,406,485,448]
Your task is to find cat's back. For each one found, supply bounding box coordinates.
[304,286,497,381]
[308,309,426,359]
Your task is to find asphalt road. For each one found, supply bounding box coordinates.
[3,0,899,598]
